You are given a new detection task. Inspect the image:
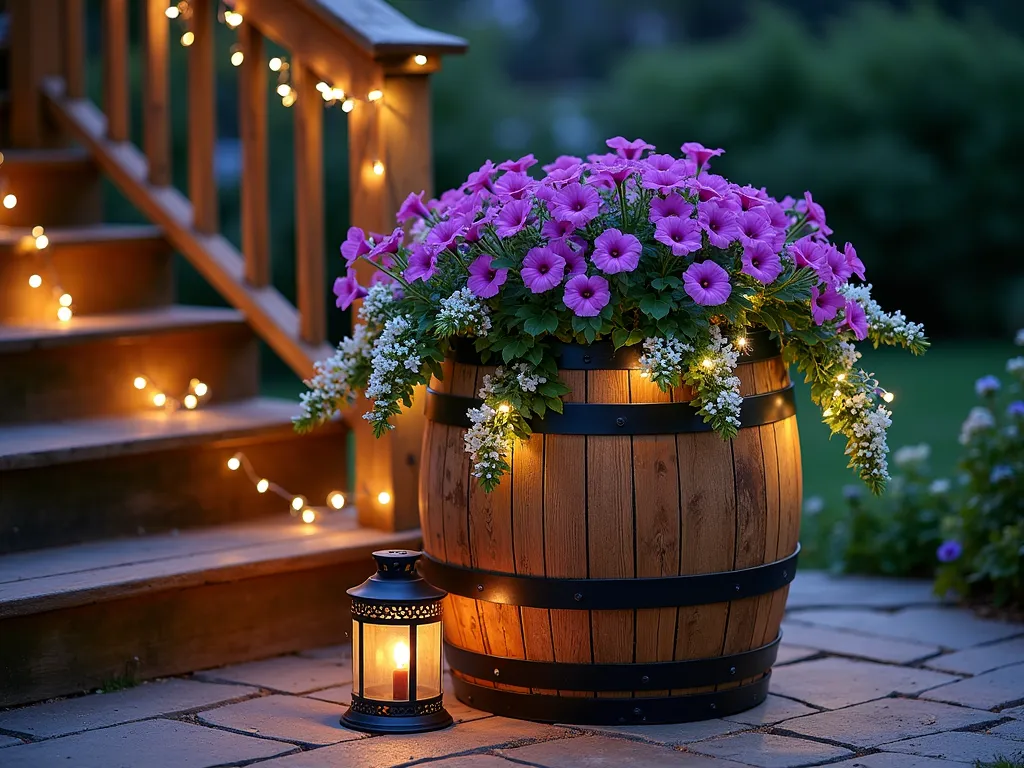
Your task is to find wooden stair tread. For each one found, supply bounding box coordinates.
[0,397,334,470]
[0,223,165,247]
[0,146,95,171]
[0,305,246,351]
[0,512,419,619]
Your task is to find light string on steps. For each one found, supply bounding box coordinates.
[226,451,349,524]
[25,227,75,323]
[132,374,211,411]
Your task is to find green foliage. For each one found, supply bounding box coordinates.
[975,757,1024,768]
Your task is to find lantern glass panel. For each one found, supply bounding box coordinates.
[415,622,443,698]
[363,623,412,702]
[352,619,360,694]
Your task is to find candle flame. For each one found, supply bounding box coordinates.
[393,640,410,670]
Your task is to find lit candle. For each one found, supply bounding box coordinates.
[392,640,410,700]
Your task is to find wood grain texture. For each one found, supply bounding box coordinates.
[293,59,326,347]
[419,360,453,562]
[143,0,170,186]
[102,0,129,142]
[187,0,218,233]
[64,0,86,99]
[238,22,270,288]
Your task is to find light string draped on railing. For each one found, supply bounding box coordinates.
[226,451,349,524]
[132,374,211,411]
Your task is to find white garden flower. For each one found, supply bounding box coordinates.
[959,406,995,445]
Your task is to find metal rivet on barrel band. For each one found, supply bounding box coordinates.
[574,593,583,602]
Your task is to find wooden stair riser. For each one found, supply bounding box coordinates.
[0,427,348,553]
[0,324,259,424]
[0,150,103,227]
[0,234,173,321]
[0,560,367,707]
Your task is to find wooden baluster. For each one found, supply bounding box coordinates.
[102,0,129,142]
[293,59,326,346]
[188,0,218,233]
[10,0,63,147]
[238,22,269,288]
[348,71,432,532]
[143,0,171,186]
[63,0,86,99]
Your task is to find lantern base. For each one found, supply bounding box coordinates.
[341,694,453,734]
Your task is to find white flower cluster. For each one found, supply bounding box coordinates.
[463,373,513,484]
[1016,328,1024,346]
[358,281,397,327]
[838,340,862,370]
[892,442,930,469]
[692,326,743,433]
[363,314,421,433]
[959,406,996,445]
[843,391,892,483]
[639,335,693,388]
[514,363,547,393]
[294,324,372,429]
[436,288,492,337]
[1007,356,1024,375]
[838,283,926,350]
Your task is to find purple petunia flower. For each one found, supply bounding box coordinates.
[521,246,567,293]
[737,209,779,251]
[735,185,767,211]
[990,464,1014,484]
[698,202,742,249]
[463,160,496,193]
[333,267,367,310]
[551,183,601,228]
[591,161,635,188]
[797,191,833,237]
[498,154,537,172]
[494,171,536,201]
[790,237,831,284]
[655,216,703,256]
[553,239,587,278]
[341,226,371,267]
[844,242,866,281]
[649,194,694,223]
[684,260,732,306]
[591,229,642,274]
[368,227,404,267]
[543,164,584,188]
[1008,400,1024,418]
[606,136,655,160]
[404,243,439,283]
[542,155,583,173]
[541,218,577,240]
[810,285,846,325]
[467,254,508,299]
[642,168,687,195]
[563,274,611,317]
[741,241,783,284]
[396,191,431,224]
[681,142,724,171]
[975,375,1001,397]
[426,219,465,250]
[494,199,532,238]
[839,299,869,340]
[936,540,962,563]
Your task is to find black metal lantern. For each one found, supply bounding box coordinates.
[342,549,453,734]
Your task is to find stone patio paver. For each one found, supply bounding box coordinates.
[0,678,256,739]
[194,654,349,693]
[297,644,352,663]
[924,637,1024,676]
[779,698,1001,748]
[689,731,852,768]
[923,662,1024,709]
[990,718,1024,741]
[499,734,748,767]
[769,657,960,709]
[721,695,819,726]
[583,718,748,745]
[197,693,365,747]
[427,756,526,767]
[881,730,1024,764]
[786,572,939,609]
[788,607,1022,650]
[1002,704,1024,718]
[304,685,350,706]
[0,735,24,748]
[257,716,574,767]
[781,620,940,664]
[827,754,967,767]
[774,644,819,665]
[443,673,500,723]
[0,718,295,767]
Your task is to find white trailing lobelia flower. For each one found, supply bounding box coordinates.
[363,314,422,435]
[435,287,492,338]
[639,335,692,389]
[294,324,372,431]
[688,326,743,438]
[838,283,927,351]
[463,371,514,482]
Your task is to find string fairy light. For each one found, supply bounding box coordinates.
[226,451,349,524]
[132,374,210,412]
[413,54,428,66]
[23,226,75,322]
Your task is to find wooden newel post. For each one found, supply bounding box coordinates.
[349,70,433,532]
[9,0,65,147]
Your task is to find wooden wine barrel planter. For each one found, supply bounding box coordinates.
[418,330,802,725]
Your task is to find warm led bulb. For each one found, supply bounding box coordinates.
[736,337,747,348]
[181,31,195,47]
[28,274,42,288]
[393,640,410,669]
[639,370,650,378]
[341,99,355,113]
[3,194,16,208]
[367,89,383,102]
[256,478,269,493]
[497,403,511,413]
[281,91,297,107]
[413,54,428,66]
[316,81,330,94]
[224,10,242,27]
[227,456,241,471]
[194,381,208,397]
[701,358,714,369]
[134,376,148,390]
[57,306,73,322]
[291,495,306,511]
[165,5,180,19]
[882,391,895,403]
[268,57,282,72]
[836,373,846,382]
[183,394,198,409]
[153,393,167,407]
[301,508,316,524]
[331,88,345,101]
[372,160,385,176]
[59,293,72,307]
[31,225,44,237]
[328,491,345,509]
[230,49,244,67]
[377,491,391,505]
[276,83,292,98]
[35,235,49,250]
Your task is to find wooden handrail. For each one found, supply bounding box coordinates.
[21,0,466,533]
